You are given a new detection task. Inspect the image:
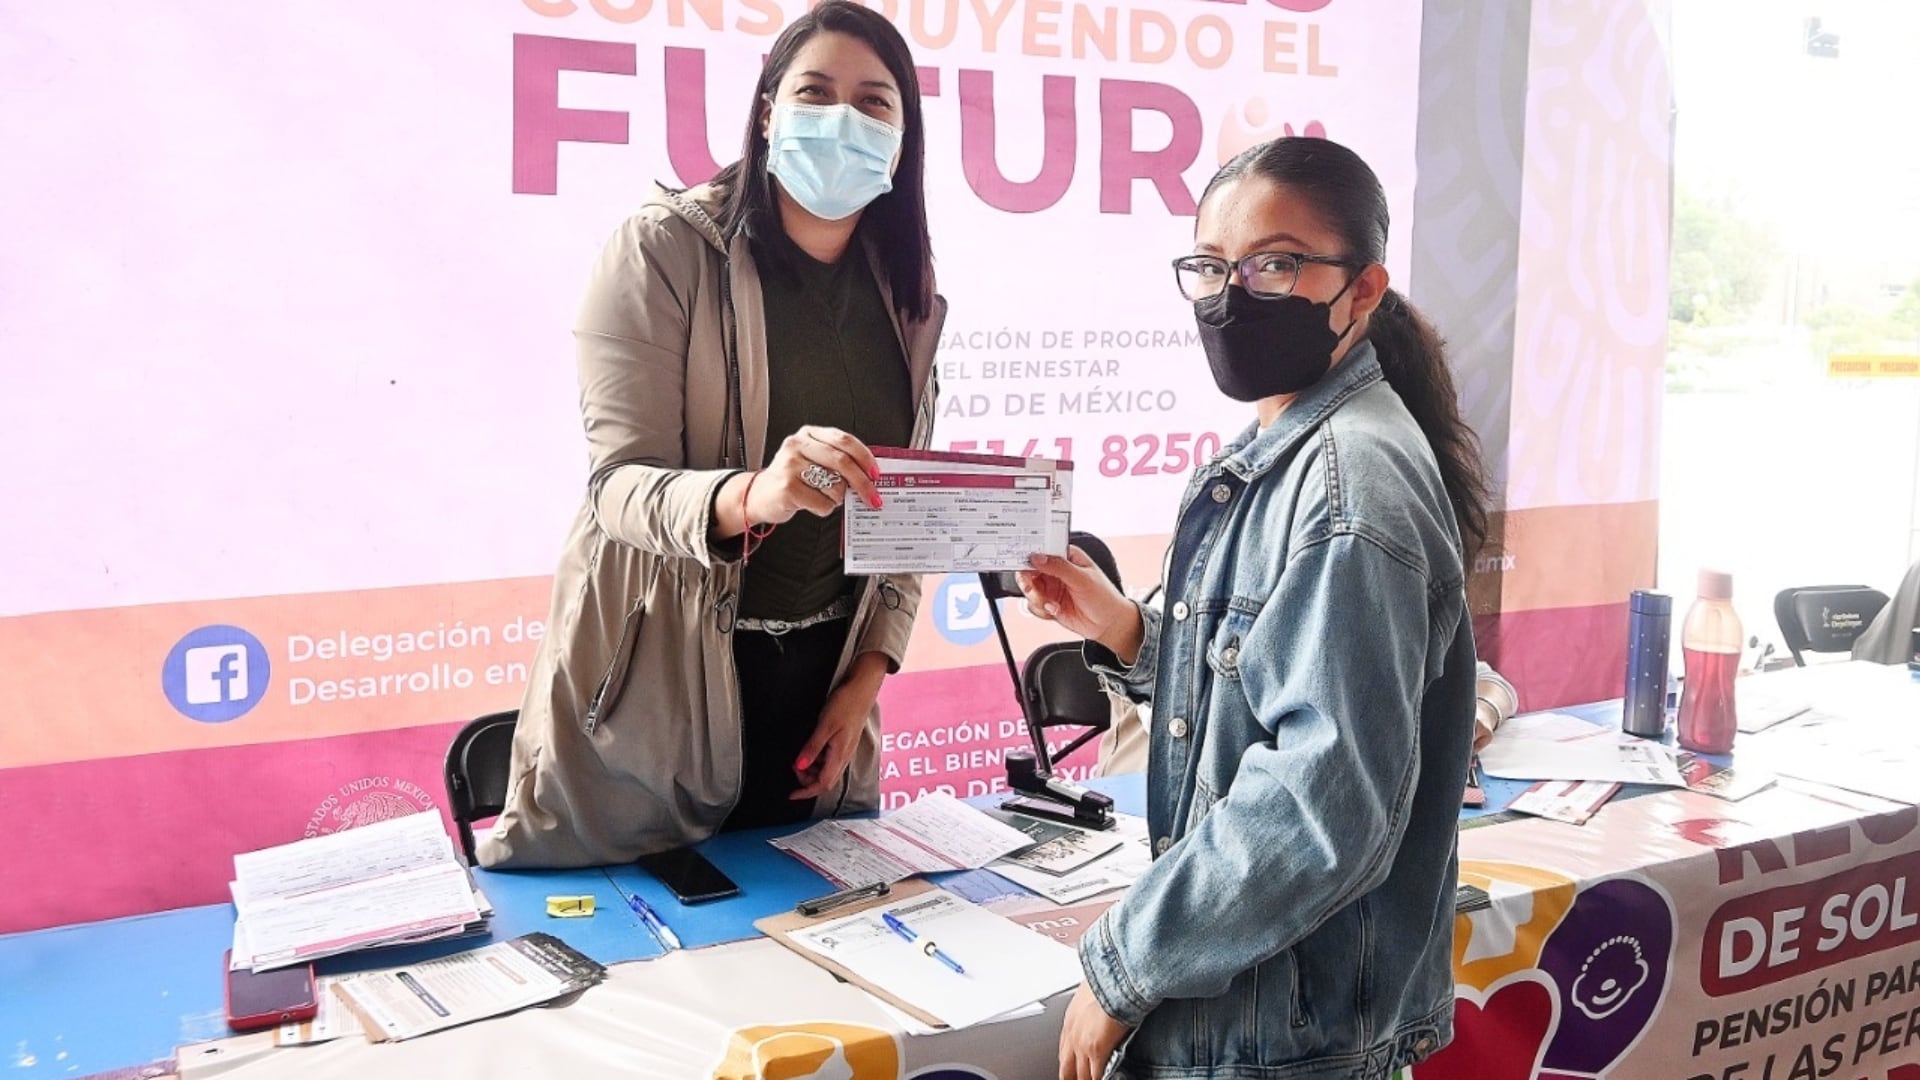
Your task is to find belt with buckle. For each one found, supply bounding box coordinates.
[733,594,857,635]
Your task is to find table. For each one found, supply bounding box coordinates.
[0,865,657,1078]
[2,776,1149,1080]
[7,669,1919,1079]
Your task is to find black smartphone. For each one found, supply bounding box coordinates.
[635,846,740,904]
[224,951,319,1032]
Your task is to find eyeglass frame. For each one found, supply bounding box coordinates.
[1170,251,1365,302]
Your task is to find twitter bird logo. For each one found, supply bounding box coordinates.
[934,578,994,645]
[951,590,983,621]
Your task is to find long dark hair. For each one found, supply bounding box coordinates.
[1201,137,1492,559]
[713,1,935,322]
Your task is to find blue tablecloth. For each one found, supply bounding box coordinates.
[0,777,1143,1077]
[2,701,1671,1079]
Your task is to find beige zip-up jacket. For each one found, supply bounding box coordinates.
[478,183,945,868]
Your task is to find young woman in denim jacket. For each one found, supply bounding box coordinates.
[1022,138,1492,1080]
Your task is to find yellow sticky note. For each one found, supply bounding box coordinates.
[546,895,595,918]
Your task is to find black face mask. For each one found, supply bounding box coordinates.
[1194,280,1357,402]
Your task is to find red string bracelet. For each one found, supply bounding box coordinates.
[740,470,775,564]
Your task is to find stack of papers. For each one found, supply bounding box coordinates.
[1741,711,1920,806]
[1736,679,1812,733]
[771,793,1035,888]
[991,811,1127,876]
[1479,713,1685,787]
[1711,664,1920,805]
[1508,780,1622,825]
[333,933,605,1042]
[987,814,1152,905]
[1675,752,1776,801]
[785,887,1083,1029]
[274,975,366,1046]
[230,812,487,971]
[844,448,1072,574]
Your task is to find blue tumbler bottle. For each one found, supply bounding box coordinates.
[1624,590,1673,737]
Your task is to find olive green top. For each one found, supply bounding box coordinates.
[741,251,912,621]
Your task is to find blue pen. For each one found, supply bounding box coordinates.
[626,890,682,951]
[880,911,965,975]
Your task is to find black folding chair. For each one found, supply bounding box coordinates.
[978,532,1124,772]
[443,709,519,864]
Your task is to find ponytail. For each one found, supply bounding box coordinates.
[1202,137,1493,560]
[1365,289,1492,561]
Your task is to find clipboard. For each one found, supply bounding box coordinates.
[754,877,948,1029]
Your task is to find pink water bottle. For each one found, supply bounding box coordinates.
[1677,569,1742,754]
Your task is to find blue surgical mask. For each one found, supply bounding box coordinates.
[766,102,902,222]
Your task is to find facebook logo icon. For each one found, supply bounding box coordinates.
[185,644,249,704]
[162,625,270,722]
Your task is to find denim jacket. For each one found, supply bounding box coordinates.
[1082,343,1477,1079]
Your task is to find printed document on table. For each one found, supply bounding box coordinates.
[1492,712,1616,744]
[880,792,1039,867]
[989,814,1151,905]
[236,862,482,970]
[788,888,1082,1029]
[771,793,1034,888]
[1508,780,1621,825]
[228,811,484,970]
[233,813,456,906]
[1479,714,1685,786]
[1736,678,1812,734]
[331,934,605,1042]
[991,812,1126,876]
[1735,661,1919,738]
[275,976,366,1046]
[1739,695,1920,805]
[772,823,920,889]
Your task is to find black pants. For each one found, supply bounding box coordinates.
[722,618,850,831]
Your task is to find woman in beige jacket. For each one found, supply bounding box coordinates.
[480,2,944,868]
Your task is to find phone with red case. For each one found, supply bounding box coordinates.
[224,950,319,1032]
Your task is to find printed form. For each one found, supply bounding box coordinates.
[331,934,604,1042]
[988,814,1152,905]
[1478,713,1685,787]
[844,449,1072,574]
[771,793,1034,888]
[228,812,484,970]
[789,888,1082,1029]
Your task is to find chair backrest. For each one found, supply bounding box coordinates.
[443,709,519,864]
[1021,642,1115,767]
[1011,531,1124,770]
[1773,586,1890,666]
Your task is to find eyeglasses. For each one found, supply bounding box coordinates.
[1171,251,1362,302]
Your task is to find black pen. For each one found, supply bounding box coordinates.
[796,881,890,917]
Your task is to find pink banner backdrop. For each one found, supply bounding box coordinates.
[1488,0,1672,705]
[0,1,1424,932]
